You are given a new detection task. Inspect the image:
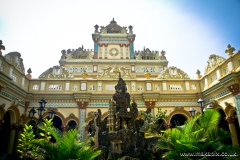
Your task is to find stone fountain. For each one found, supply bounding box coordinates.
[88,74,162,160]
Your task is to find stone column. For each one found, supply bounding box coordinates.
[226,117,239,145]
[61,125,69,135]
[24,101,30,117]
[227,84,240,129]
[77,101,88,140]
[145,101,156,114]
[14,125,23,154]
[7,123,17,154]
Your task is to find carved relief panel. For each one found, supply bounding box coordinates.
[107,45,121,59]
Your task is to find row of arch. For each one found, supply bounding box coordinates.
[0,102,239,155]
[0,105,79,126]
[0,106,79,156]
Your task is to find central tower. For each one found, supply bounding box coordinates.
[92,18,136,59]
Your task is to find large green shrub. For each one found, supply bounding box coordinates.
[157,109,240,160]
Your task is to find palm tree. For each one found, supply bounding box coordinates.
[157,109,240,160]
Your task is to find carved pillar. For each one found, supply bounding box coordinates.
[128,37,135,59]
[145,101,155,114]
[99,43,104,59]
[61,125,69,135]
[14,125,23,154]
[25,101,30,116]
[226,117,239,145]
[7,123,17,154]
[93,37,99,59]
[119,44,124,59]
[125,44,130,59]
[77,101,88,140]
[104,44,108,59]
[164,123,172,130]
[227,84,240,129]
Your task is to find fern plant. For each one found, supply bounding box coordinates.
[36,119,101,160]
[157,109,240,160]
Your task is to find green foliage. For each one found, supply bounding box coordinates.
[139,107,168,134]
[18,119,101,160]
[17,124,40,159]
[157,109,240,160]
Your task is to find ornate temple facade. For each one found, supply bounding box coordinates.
[0,19,240,155]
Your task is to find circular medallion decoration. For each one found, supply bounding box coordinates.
[109,48,119,57]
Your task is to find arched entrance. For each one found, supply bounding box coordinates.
[170,114,187,128]
[0,111,11,155]
[234,111,240,143]
[52,116,63,131]
[67,120,77,130]
[49,116,63,143]
[218,109,232,145]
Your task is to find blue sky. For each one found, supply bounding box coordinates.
[0,0,240,78]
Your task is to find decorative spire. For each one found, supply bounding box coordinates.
[0,40,5,55]
[26,68,32,79]
[113,17,115,21]
[196,69,202,79]
[128,25,133,33]
[27,68,32,74]
[94,24,99,33]
[225,44,235,56]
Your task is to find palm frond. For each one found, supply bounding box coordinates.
[199,109,220,132]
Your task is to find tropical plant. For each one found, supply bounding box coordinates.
[36,124,101,160]
[17,124,40,159]
[18,119,101,160]
[157,109,240,160]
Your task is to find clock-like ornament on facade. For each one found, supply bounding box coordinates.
[109,48,119,57]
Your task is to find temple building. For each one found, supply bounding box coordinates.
[0,19,240,155]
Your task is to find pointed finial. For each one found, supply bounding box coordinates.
[113,17,114,21]
[26,68,32,79]
[27,68,32,74]
[0,40,5,55]
[225,44,235,56]
[196,69,202,79]
[82,44,84,50]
